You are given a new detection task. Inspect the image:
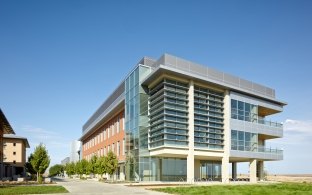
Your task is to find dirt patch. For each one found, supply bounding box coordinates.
[267,174,312,183]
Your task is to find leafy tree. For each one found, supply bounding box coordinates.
[65,162,75,176]
[25,153,36,176]
[86,155,98,176]
[30,143,50,183]
[105,151,118,180]
[96,156,107,179]
[49,164,64,177]
[75,159,88,178]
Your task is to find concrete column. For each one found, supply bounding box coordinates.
[194,159,200,179]
[257,161,264,181]
[232,162,237,179]
[222,90,231,183]
[249,159,257,183]
[120,165,125,181]
[187,80,195,183]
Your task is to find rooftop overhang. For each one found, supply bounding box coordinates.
[0,109,15,134]
[79,97,125,141]
[142,65,287,106]
[3,134,30,148]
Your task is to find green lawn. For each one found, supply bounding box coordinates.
[0,185,68,194]
[153,183,312,195]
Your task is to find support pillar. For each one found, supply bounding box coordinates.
[222,90,230,183]
[222,157,229,183]
[232,162,237,179]
[187,80,195,183]
[249,159,257,183]
[257,161,264,181]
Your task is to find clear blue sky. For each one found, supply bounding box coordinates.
[1,0,311,174]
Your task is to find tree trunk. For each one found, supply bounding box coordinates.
[37,172,39,182]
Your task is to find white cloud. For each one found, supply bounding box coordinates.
[20,125,71,165]
[284,119,312,134]
[271,119,312,145]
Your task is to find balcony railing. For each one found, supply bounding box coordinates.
[231,145,283,155]
[231,109,283,129]
[257,119,283,128]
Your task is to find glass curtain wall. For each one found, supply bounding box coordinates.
[199,161,222,181]
[231,99,258,123]
[125,65,151,181]
[149,78,189,148]
[194,86,224,149]
[231,130,258,152]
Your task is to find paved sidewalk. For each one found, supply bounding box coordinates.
[50,178,167,195]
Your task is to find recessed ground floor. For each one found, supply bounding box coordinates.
[116,156,266,183]
[0,163,26,180]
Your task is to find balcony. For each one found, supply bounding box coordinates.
[230,145,283,160]
[257,118,283,128]
[231,118,283,138]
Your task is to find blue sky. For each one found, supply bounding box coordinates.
[0,0,311,174]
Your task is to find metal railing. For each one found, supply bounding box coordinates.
[231,145,283,155]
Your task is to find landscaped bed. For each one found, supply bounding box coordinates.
[0,185,68,194]
[152,182,312,195]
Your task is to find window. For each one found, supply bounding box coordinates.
[117,116,120,133]
[108,127,110,138]
[13,152,16,155]
[13,143,16,146]
[123,138,125,155]
[112,143,115,153]
[122,115,125,131]
[117,141,120,156]
[112,122,115,136]
[13,160,16,164]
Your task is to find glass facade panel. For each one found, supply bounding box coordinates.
[125,65,152,181]
[199,161,222,181]
[231,99,259,123]
[231,129,258,152]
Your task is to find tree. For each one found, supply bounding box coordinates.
[65,162,75,177]
[96,156,107,179]
[25,153,36,176]
[49,164,64,177]
[86,155,98,176]
[105,151,118,180]
[75,159,88,178]
[30,143,50,183]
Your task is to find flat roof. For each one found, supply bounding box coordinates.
[142,54,287,106]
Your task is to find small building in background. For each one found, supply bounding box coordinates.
[3,134,30,179]
[70,140,81,163]
[0,108,15,179]
[61,157,70,165]
[0,108,29,180]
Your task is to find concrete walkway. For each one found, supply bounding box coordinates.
[51,178,167,195]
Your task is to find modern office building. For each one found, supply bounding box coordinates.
[80,54,286,183]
